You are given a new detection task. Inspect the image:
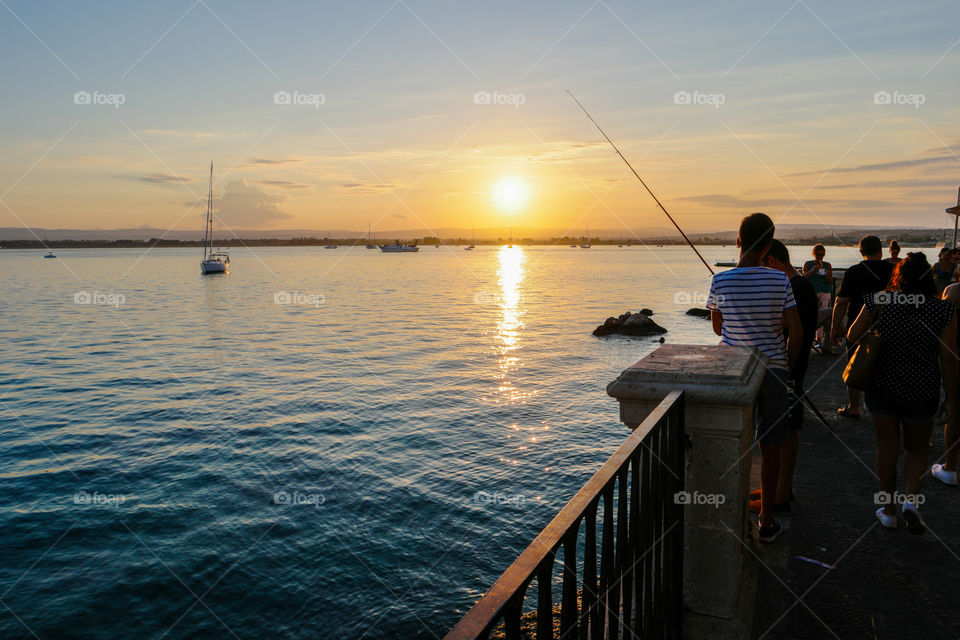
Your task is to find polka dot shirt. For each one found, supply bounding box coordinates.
[863,294,956,401]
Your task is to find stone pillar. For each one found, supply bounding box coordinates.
[606,343,767,639]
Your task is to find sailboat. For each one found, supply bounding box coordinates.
[366,223,376,249]
[44,250,56,258]
[507,227,513,248]
[579,225,591,248]
[200,162,229,274]
[465,230,475,250]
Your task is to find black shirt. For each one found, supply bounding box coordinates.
[789,274,819,384]
[838,259,894,326]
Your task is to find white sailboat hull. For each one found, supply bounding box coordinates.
[201,260,227,274]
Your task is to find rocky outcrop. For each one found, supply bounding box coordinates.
[593,311,667,337]
[685,308,711,319]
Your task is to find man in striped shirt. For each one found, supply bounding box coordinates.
[707,213,802,544]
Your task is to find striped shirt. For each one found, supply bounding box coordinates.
[706,266,796,370]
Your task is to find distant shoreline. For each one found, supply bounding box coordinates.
[0,235,944,250]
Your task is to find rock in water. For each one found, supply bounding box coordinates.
[640,308,654,316]
[686,308,711,319]
[593,310,667,337]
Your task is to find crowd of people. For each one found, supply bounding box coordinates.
[707,213,959,543]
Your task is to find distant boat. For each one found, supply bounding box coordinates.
[465,230,475,250]
[507,226,513,248]
[380,240,419,253]
[44,250,56,258]
[579,225,591,248]
[324,245,337,249]
[200,162,229,274]
[366,223,376,249]
[618,234,623,248]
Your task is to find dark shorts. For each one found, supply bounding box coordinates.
[864,390,939,423]
[756,368,790,444]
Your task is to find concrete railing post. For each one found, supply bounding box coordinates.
[606,343,767,639]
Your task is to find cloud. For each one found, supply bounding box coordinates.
[247,158,301,165]
[787,154,957,177]
[676,193,899,209]
[256,180,311,190]
[339,181,402,194]
[139,173,194,184]
[214,180,292,227]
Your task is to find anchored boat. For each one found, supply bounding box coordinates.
[200,162,229,274]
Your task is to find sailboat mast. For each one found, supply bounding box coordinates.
[203,162,213,260]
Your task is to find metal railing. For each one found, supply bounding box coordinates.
[446,390,686,640]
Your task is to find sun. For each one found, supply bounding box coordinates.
[491,176,531,213]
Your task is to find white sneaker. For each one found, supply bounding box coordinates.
[875,507,897,529]
[932,463,958,486]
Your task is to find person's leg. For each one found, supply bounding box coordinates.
[873,414,900,517]
[945,413,960,472]
[759,442,781,526]
[903,420,934,501]
[777,430,800,504]
[845,387,862,416]
[756,369,789,529]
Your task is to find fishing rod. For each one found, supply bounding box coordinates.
[567,91,714,275]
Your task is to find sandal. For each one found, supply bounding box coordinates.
[837,407,860,419]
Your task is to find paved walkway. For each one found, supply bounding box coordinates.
[753,351,960,639]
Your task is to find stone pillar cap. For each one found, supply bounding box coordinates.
[607,343,769,407]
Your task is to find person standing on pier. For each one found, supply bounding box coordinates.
[752,239,818,515]
[886,240,902,265]
[831,236,894,418]
[847,252,957,533]
[708,213,803,543]
[802,244,834,354]
[935,283,960,487]
[933,247,957,294]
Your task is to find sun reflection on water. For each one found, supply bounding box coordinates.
[495,246,528,403]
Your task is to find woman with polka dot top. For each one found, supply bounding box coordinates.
[848,252,958,535]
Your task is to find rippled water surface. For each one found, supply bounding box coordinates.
[0,244,869,639]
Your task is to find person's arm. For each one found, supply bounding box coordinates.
[783,307,802,374]
[846,305,873,343]
[825,261,833,282]
[831,297,850,344]
[711,310,723,336]
[800,260,815,277]
[940,310,958,418]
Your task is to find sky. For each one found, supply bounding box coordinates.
[1,0,958,238]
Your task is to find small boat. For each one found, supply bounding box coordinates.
[324,244,337,249]
[44,250,56,258]
[200,162,229,274]
[379,240,419,253]
[507,226,513,248]
[465,230,476,250]
[366,223,376,249]
[579,225,591,248]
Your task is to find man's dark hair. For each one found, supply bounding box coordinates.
[859,235,882,256]
[812,243,825,253]
[739,213,775,254]
[766,239,790,264]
